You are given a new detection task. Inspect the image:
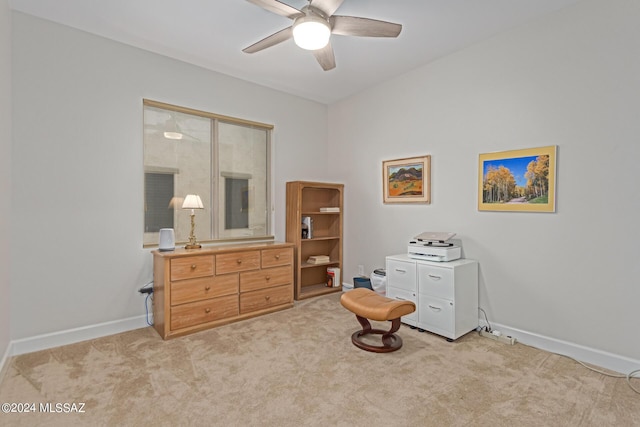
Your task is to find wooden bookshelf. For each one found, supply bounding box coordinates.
[286,181,344,300]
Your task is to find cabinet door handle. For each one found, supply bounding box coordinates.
[428,274,441,280]
[428,305,441,311]
[395,268,407,273]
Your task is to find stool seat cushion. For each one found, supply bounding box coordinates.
[340,288,415,321]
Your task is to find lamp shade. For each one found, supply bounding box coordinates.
[293,15,331,50]
[182,194,203,210]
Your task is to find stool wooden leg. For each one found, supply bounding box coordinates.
[382,318,401,347]
[356,315,372,334]
[351,315,404,353]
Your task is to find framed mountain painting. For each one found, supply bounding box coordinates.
[383,155,431,204]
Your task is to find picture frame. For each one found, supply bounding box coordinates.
[478,145,557,212]
[383,155,431,204]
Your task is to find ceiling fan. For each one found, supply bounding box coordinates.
[144,114,202,142]
[243,0,402,71]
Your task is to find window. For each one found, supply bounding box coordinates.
[144,172,175,232]
[224,176,249,230]
[143,100,272,246]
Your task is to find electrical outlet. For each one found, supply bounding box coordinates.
[357,265,364,276]
[480,329,517,345]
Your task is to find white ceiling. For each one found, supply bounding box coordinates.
[9,0,583,104]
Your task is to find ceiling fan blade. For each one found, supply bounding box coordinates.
[246,0,302,19]
[330,16,402,37]
[309,0,344,17]
[312,42,336,71]
[243,27,293,53]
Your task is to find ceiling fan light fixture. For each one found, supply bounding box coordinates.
[163,131,183,140]
[292,14,331,50]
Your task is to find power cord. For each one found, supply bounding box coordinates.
[629,370,640,394]
[477,306,639,394]
[558,354,640,395]
[478,307,492,332]
[144,293,153,326]
[138,280,153,295]
[138,281,154,326]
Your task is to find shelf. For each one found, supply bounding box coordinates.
[297,283,342,300]
[302,211,340,215]
[301,236,339,242]
[301,261,339,269]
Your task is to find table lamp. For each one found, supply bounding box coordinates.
[182,194,203,249]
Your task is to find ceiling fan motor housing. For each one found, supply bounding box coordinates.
[292,7,331,50]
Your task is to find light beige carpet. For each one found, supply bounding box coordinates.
[0,293,637,426]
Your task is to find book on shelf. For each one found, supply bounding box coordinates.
[326,267,341,288]
[307,255,331,264]
[319,207,340,212]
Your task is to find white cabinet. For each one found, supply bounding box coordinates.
[386,254,478,341]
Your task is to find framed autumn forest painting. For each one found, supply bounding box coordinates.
[478,145,557,212]
[383,155,431,204]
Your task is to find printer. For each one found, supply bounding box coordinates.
[407,231,461,262]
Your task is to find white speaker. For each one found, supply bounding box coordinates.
[158,228,175,251]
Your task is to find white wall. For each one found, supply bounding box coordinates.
[0,0,12,371]
[10,12,328,342]
[328,0,640,364]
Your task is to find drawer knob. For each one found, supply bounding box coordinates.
[275,254,280,260]
[191,264,197,269]
[204,286,211,291]
[237,259,242,264]
[205,308,211,314]
[265,275,271,281]
[265,295,271,301]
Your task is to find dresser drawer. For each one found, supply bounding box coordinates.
[261,247,293,268]
[240,265,292,292]
[240,284,292,314]
[418,264,454,299]
[216,251,260,274]
[170,274,238,306]
[417,294,454,336]
[386,259,416,292]
[170,255,214,281]
[170,294,239,330]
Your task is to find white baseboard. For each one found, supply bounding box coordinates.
[0,342,12,385]
[479,320,640,375]
[10,315,150,357]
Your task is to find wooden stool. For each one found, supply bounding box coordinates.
[340,288,416,353]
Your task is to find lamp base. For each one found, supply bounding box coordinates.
[185,244,202,249]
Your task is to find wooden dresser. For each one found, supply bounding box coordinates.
[152,242,295,339]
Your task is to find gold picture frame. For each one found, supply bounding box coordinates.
[478,145,557,212]
[383,155,431,204]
